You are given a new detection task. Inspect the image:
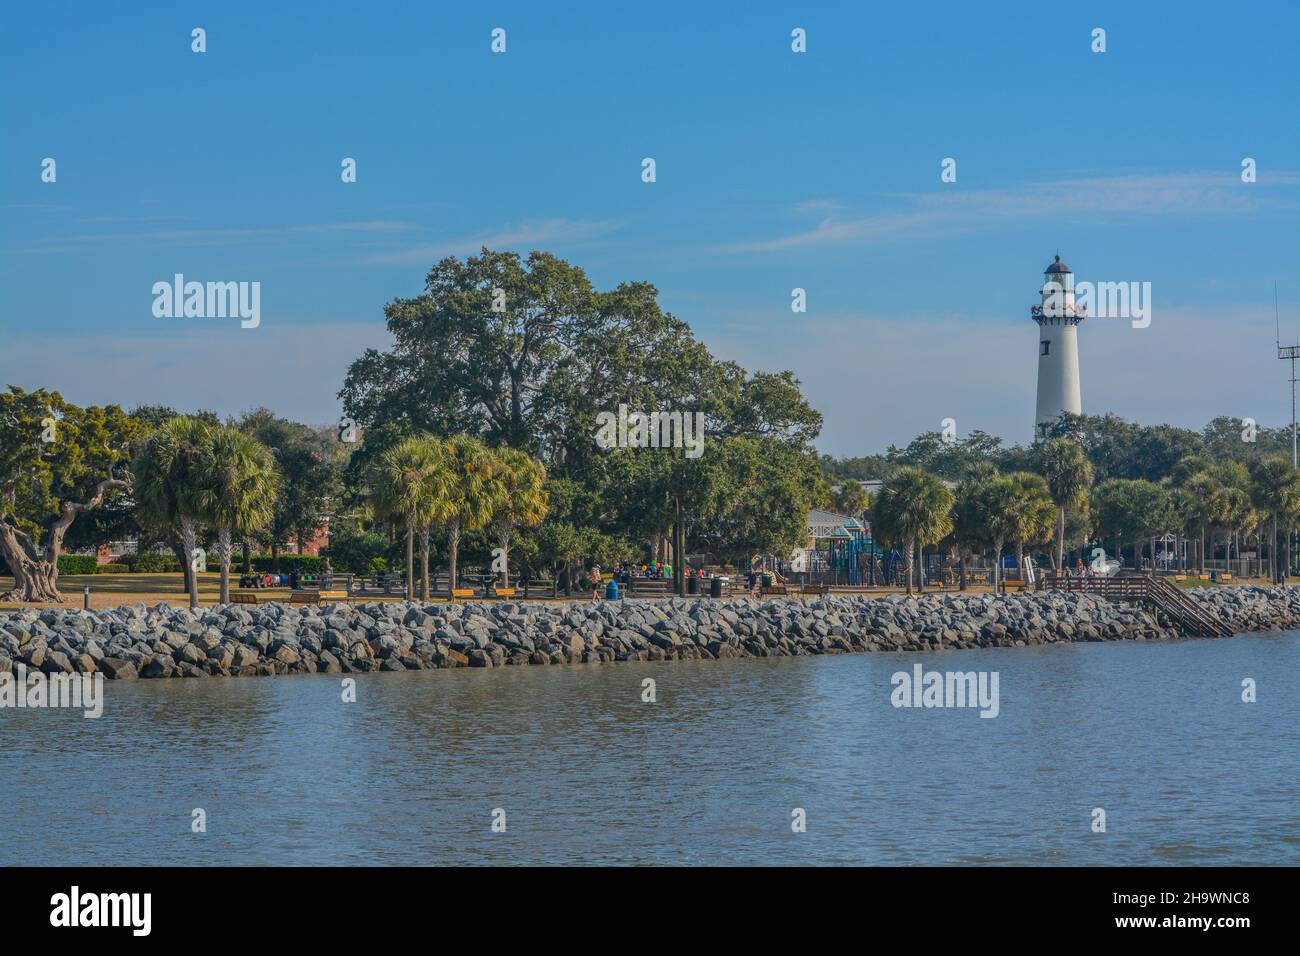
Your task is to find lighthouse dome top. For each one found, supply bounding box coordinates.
[1045,254,1072,274]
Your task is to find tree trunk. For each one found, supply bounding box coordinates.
[448,522,461,600]
[180,516,199,609]
[497,526,511,588]
[902,538,915,595]
[1198,523,1206,576]
[1272,513,1280,583]
[0,470,127,603]
[673,495,685,597]
[958,551,967,591]
[993,541,1004,594]
[1055,506,1066,573]
[217,526,233,604]
[916,543,924,593]
[404,518,414,601]
[419,526,430,601]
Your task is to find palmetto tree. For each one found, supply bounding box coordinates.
[1009,472,1056,581]
[1034,438,1093,572]
[1180,471,1221,575]
[133,416,213,609]
[871,466,954,595]
[197,425,280,604]
[485,447,549,588]
[974,474,1023,594]
[1249,456,1300,582]
[442,435,502,597]
[371,435,447,601]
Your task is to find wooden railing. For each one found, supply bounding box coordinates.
[1042,572,1233,638]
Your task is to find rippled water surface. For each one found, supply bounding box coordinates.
[4,632,1297,865]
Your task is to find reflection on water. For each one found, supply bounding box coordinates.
[3,632,1297,865]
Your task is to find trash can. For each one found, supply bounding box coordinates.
[687,575,699,595]
[709,577,723,598]
[606,580,620,600]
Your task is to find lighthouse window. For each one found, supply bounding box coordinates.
[1040,341,1050,356]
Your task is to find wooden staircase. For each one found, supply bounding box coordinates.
[1042,572,1233,638]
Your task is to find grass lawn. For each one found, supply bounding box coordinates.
[3,570,1287,611]
[0,572,288,610]
[1,572,588,609]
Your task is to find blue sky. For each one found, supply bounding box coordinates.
[2,0,1297,454]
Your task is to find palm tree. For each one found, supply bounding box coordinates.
[871,467,954,595]
[371,435,445,601]
[197,426,280,603]
[442,435,501,598]
[133,416,213,609]
[484,447,549,588]
[1009,472,1056,583]
[976,475,1023,593]
[1181,471,1221,575]
[1034,438,1093,572]
[1249,457,1300,583]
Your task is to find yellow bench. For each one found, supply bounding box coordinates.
[451,588,476,600]
[231,591,259,605]
[494,587,515,598]
[289,590,351,605]
[1220,573,1233,581]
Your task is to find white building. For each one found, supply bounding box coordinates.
[1032,254,1084,438]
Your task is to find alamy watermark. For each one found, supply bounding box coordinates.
[152,274,261,328]
[1,663,104,718]
[594,404,705,458]
[50,886,150,936]
[890,664,999,718]
[1042,278,1151,328]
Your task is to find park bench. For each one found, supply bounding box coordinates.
[493,587,516,598]
[761,584,789,596]
[289,590,352,605]
[450,587,476,600]
[231,591,259,605]
[801,584,830,597]
[628,578,673,596]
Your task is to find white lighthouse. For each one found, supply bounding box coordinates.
[1033,254,1083,438]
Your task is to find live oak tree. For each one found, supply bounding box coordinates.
[339,249,824,569]
[237,409,342,571]
[0,387,140,602]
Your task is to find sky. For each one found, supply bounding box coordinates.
[2,1,1297,456]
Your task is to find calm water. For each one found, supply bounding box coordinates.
[3,632,1297,865]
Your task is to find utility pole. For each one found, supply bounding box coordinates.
[1276,282,1296,581]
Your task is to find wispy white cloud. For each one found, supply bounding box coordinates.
[730,172,1300,253]
[362,217,627,265]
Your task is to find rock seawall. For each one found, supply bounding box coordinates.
[2,587,1297,680]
